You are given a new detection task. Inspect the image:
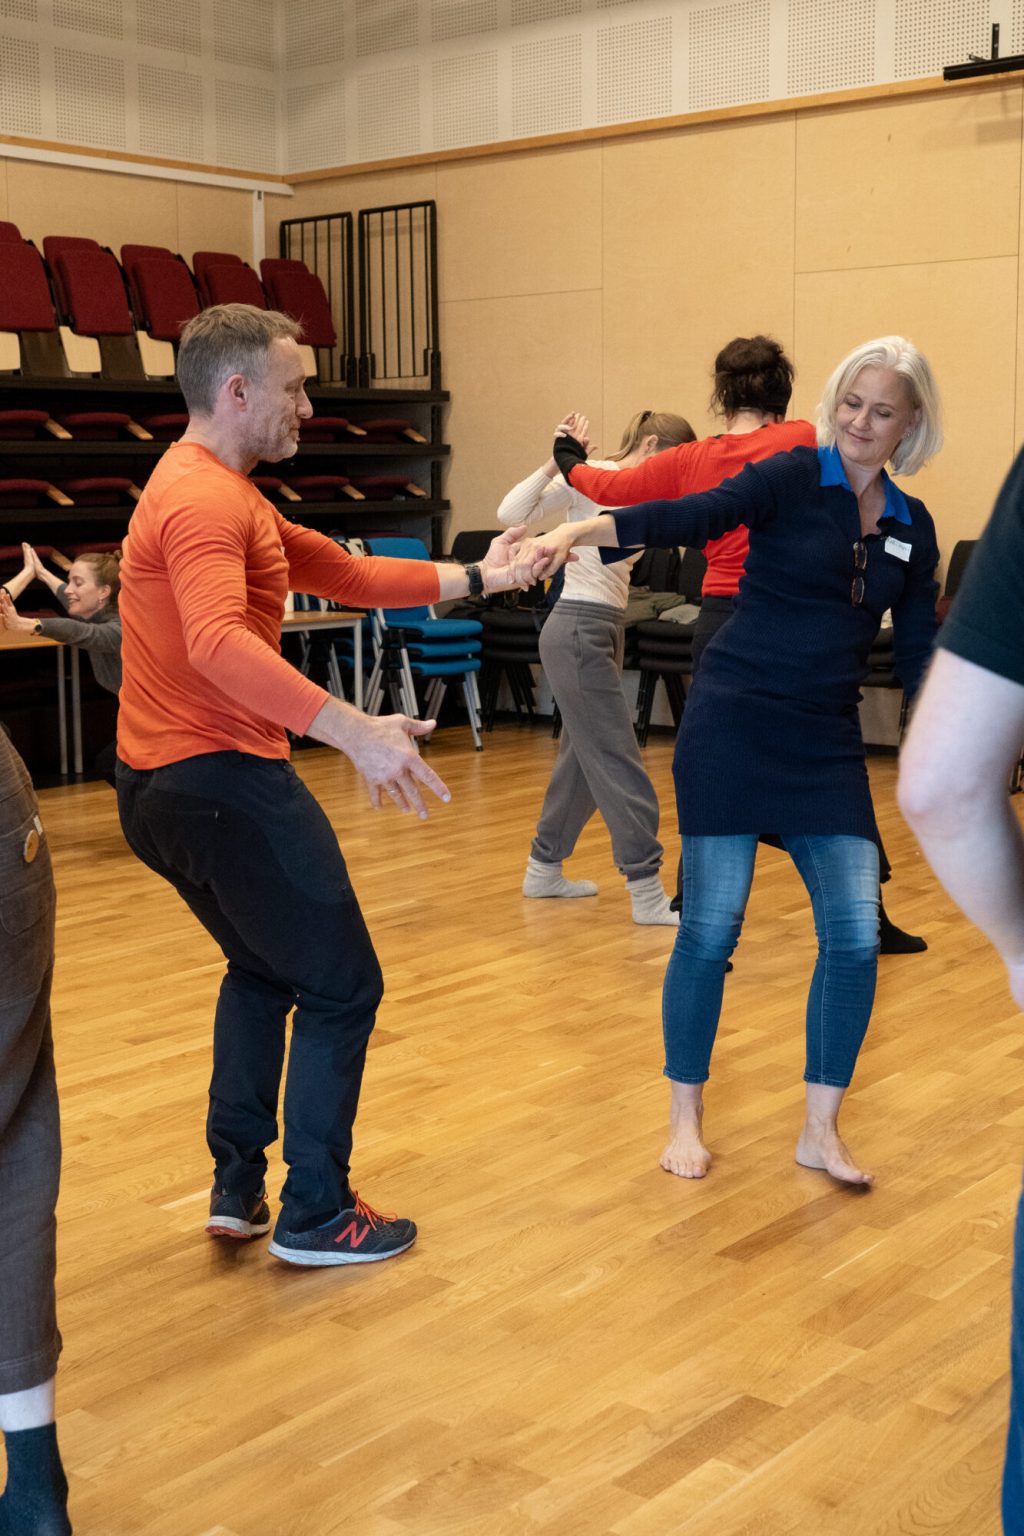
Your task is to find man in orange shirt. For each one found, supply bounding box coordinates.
[116,304,538,1267]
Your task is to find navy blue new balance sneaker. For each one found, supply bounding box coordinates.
[205,1185,271,1240]
[268,1192,416,1266]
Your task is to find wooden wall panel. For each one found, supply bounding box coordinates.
[796,87,1023,274]
[442,289,604,533]
[601,119,798,446]
[794,257,1018,565]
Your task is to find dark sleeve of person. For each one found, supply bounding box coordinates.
[610,458,780,550]
[889,502,940,699]
[38,614,122,652]
[940,446,1024,686]
[552,433,588,484]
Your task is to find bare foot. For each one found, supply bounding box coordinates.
[795,1123,873,1186]
[660,1104,712,1179]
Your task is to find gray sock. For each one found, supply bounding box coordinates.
[523,856,598,899]
[627,875,679,926]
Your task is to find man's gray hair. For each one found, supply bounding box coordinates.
[816,335,943,476]
[177,303,302,415]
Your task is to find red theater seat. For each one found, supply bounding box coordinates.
[202,263,266,309]
[53,249,132,336]
[286,475,363,502]
[59,477,141,505]
[351,474,427,499]
[259,259,336,348]
[137,413,188,441]
[0,243,58,333]
[0,221,23,243]
[120,243,175,269]
[130,258,199,341]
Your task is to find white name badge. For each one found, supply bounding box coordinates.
[884,536,911,562]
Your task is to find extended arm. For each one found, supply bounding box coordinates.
[525,451,778,574]
[899,649,1024,1003]
[0,545,37,603]
[37,614,122,652]
[282,519,543,603]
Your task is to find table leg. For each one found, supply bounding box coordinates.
[56,645,68,777]
[354,623,363,712]
[71,645,83,775]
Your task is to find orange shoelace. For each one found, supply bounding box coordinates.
[352,1192,395,1229]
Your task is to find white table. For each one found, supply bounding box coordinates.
[282,609,366,712]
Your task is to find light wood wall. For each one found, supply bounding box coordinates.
[266,79,1024,573]
[0,155,255,270]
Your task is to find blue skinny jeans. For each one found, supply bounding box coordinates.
[663,833,880,1088]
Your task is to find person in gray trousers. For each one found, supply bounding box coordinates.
[497,409,694,926]
[0,727,71,1534]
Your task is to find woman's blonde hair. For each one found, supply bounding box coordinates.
[816,336,942,476]
[606,409,695,462]
[73,550,121,611]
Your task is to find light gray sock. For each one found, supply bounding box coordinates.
[523,855,598,899]
[627,874,679,926]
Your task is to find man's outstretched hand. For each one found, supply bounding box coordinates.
[309,701,452,819]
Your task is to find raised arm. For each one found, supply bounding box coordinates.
[1,544,39,603]
[495,466,574,529]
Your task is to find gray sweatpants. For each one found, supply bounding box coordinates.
[0,730,61,1394]
[532,600,664,881]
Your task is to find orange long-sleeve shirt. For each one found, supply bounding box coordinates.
[567,420,817,595]
[117,442,441,769]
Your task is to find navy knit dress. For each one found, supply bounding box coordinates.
[608,446,940,841]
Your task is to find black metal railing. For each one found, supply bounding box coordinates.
[357,201,440,388]
[278,211,356,384]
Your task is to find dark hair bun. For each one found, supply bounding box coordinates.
[712,334,794,417]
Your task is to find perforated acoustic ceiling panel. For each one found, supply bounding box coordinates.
[596,15,672,126]
[55,45,126,148]
[357,64,421,161]
[433,50,499,149]
[24,0,1021,177]
[432,0,498,42]
[137,0,201,57]
[787,0,875,96]
[894,0,990,80]
[0,33,42,134]
[54,0,122,41]
[356,0,419,56]
[286,0,346,72]
[139,64,204,161]
[511,0,581,21]
[215,77,278,171]
[1014,0,1024,54]
[213,0,276,73]
[512,34,582,137]
[690,0,770,112]
[288,78,346,173]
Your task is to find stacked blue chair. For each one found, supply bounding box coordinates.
[364,536,484,750]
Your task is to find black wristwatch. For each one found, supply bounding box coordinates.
[465,563,484,598]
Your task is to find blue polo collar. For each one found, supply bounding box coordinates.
[817,443,911,525]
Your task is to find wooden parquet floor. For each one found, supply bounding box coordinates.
[16,726,1023,1534]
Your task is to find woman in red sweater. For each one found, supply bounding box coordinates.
[568,335,924,955]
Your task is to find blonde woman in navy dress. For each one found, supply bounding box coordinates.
[527,337,943,1188]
